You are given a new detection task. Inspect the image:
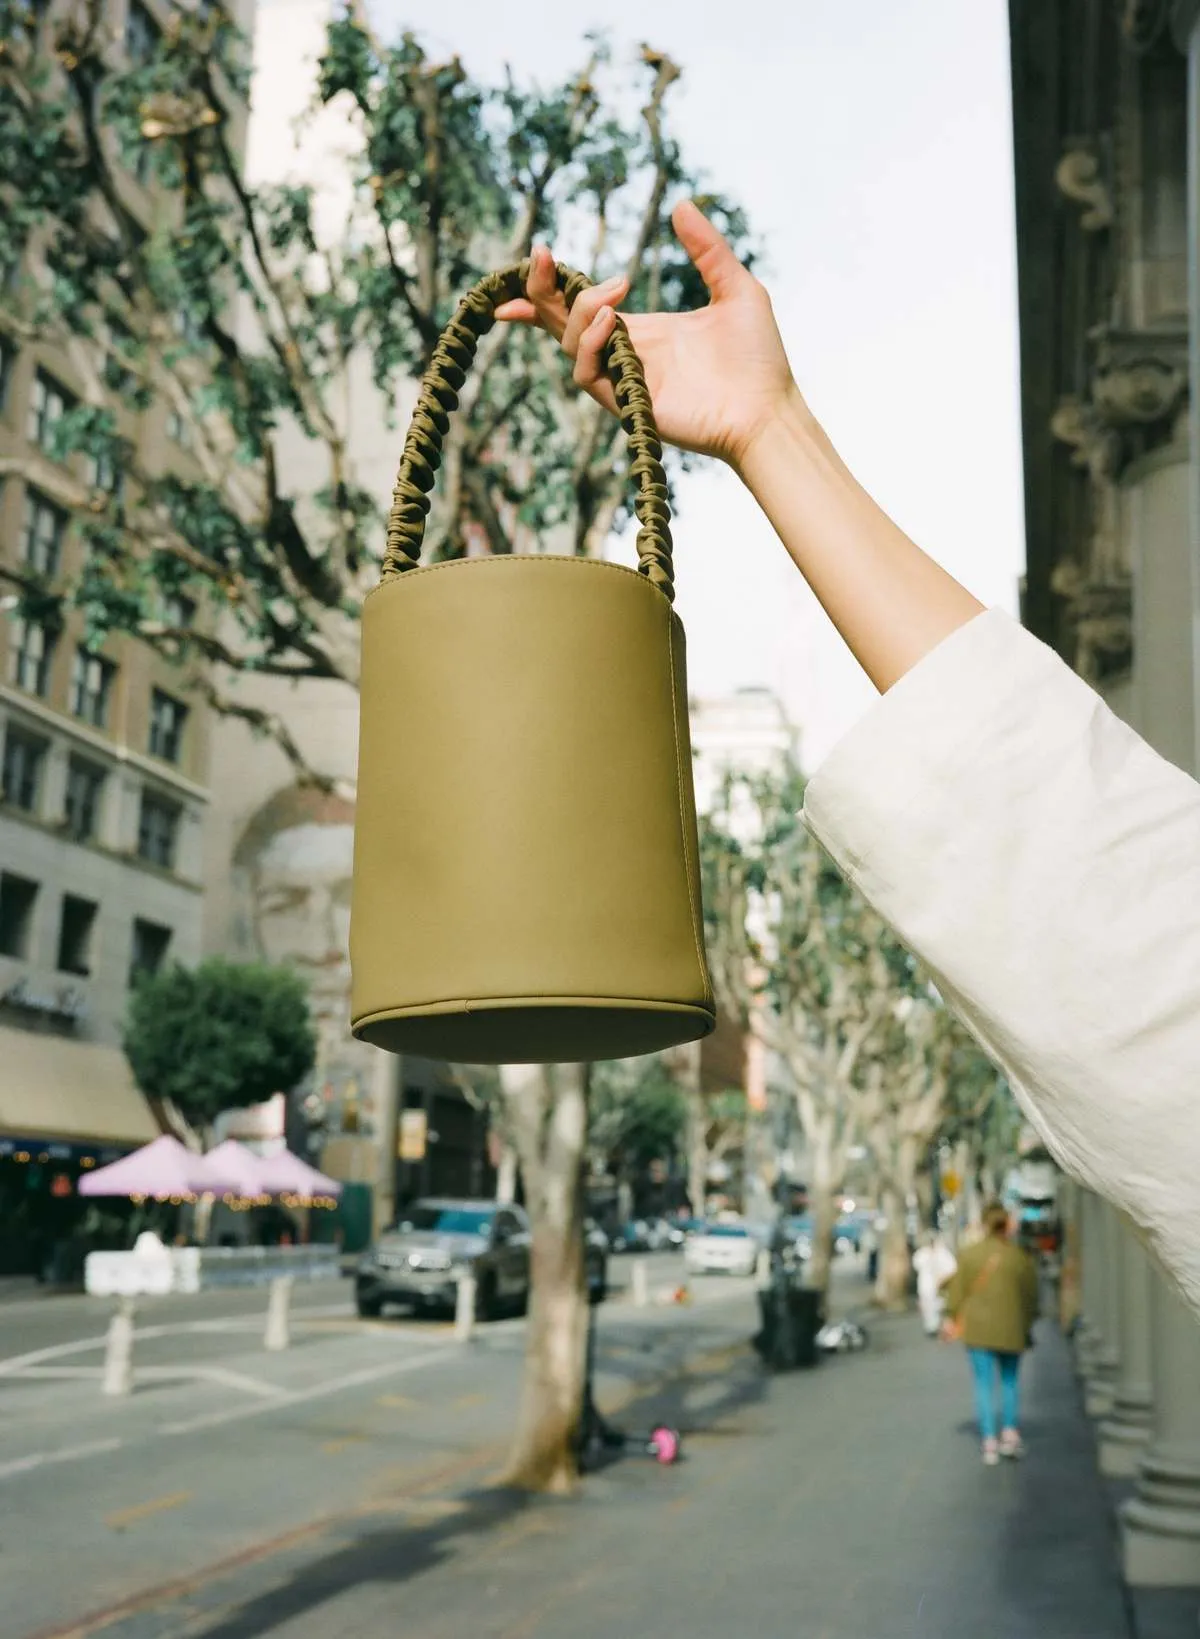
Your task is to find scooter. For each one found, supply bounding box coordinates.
[575,1290,681,1471]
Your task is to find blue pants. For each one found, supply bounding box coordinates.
[967,1348,1021,1440]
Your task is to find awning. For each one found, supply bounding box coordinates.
[0,1026,160,1147]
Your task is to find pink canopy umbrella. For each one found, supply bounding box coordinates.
[79,1134,210,1198]
[256,1150,342,1200]
[198,1140,270,1197]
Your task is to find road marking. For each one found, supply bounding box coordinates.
[376,1393,418,1409]
[451,1391,486,1409]
[319,1434,367,1454]
[158,1347,457,1436]
[0,1437,121,1480]
[5,1363,284,1397]
[0,1298,367,1376]
[105,1490,192,1531]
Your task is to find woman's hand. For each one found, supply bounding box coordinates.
[493,199,805,474]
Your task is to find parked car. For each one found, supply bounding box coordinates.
[357,1199,608,1320]
[642,1217,677,1252]
[609,1219,651,1254]
[683,1221,760,1277]
[356,1199,530,1320]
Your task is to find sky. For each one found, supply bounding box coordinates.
[254,0,1026,770]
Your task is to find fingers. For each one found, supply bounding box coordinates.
[492,297,538,324]
[561,270,628,359]
[573,304,618,393]
[671,198,750,302]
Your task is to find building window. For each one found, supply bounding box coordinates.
[86,447,123,500]
[64,756,106,841]
[148,689,187,763]
[56,894,97,977]
[1,727,47,813]
[70,649,115,728]
[8,616,56,697]
[129,916,172,985]
[165,407,192,450]
[137,790,180,869]
[0,873,39,960]
[125,0,159,63]
[162,592,196,630]
[21,490,67,577]
[27,369,74,455]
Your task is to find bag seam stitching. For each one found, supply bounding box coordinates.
[668,611,710,1000]
[364,554,673,606]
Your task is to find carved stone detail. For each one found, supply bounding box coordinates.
[1049,562,1134,682]
[1094,357,1187,426]
[1055,145,1114,231]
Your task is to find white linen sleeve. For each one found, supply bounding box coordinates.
[803,608,1200,1312]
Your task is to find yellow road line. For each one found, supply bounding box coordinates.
[376,1393,418,1409]
[104,1490,192,1531]
[450,1391,486,1409]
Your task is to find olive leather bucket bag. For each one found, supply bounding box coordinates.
[349,260,716,1065]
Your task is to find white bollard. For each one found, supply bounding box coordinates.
[631,1258,650,1308]
[264,1274,293,1351]
[454,1272,476,1342]
[103,1296,136,1396]
[755,1247,772,1289]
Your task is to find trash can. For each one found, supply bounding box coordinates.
[755,1276,823,1371]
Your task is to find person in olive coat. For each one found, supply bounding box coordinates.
[941,1201,1039,1465]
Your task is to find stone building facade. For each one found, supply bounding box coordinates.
[1010,0,1200,1605]
[0,0,254,1274]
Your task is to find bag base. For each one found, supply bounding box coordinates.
[352,994,715,1065]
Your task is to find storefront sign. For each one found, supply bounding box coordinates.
[1,978,87,1026]
[398,1108,427,1162]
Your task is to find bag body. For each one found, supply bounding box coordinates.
[350,260,715,1064]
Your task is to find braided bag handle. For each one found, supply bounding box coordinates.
[382,260,675,603]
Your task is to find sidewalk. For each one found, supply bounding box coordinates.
[60,1288,1158,1639]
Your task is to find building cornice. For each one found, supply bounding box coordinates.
[0,685,210,804]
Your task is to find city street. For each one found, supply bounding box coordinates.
[0,1252,748,1639]
[0,1260,1159,1639]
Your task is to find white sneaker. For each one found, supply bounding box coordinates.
[999,1430,1024,1460]
[982,1438,1000,1467]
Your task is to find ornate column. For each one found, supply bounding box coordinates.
[1099,1218,1155,1474]
[1084,1198,1123,1417]
[1110,312,1200,1584]
[1123,1270,1200,1583]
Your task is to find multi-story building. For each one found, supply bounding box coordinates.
[0,0,251,1276]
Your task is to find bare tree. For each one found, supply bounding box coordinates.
[5,5,756,1493]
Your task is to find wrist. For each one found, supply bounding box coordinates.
[730,382,827,491]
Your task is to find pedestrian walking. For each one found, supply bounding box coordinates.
[499,201,1200,1317]
[912,1231,957,1337]
[940,1201,1038,1465]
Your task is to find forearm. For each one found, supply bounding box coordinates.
[737,391,984,692]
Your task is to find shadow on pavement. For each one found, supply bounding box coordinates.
[124,1341,767,1639]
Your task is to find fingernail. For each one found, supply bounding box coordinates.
[592,305,614,327]
[597,274,624,293]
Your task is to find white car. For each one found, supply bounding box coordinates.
[684,1221,759,1277]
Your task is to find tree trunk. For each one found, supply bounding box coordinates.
[500,1063,590,1495]
[495,1144,518,1205]
[874,1181,911,1310]
[805,1116,842,1298]
[687,1096,708,1220]
[502,1200,588,1493]
[678,1041,707,1218]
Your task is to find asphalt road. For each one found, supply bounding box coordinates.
[0,1251,756,1639]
